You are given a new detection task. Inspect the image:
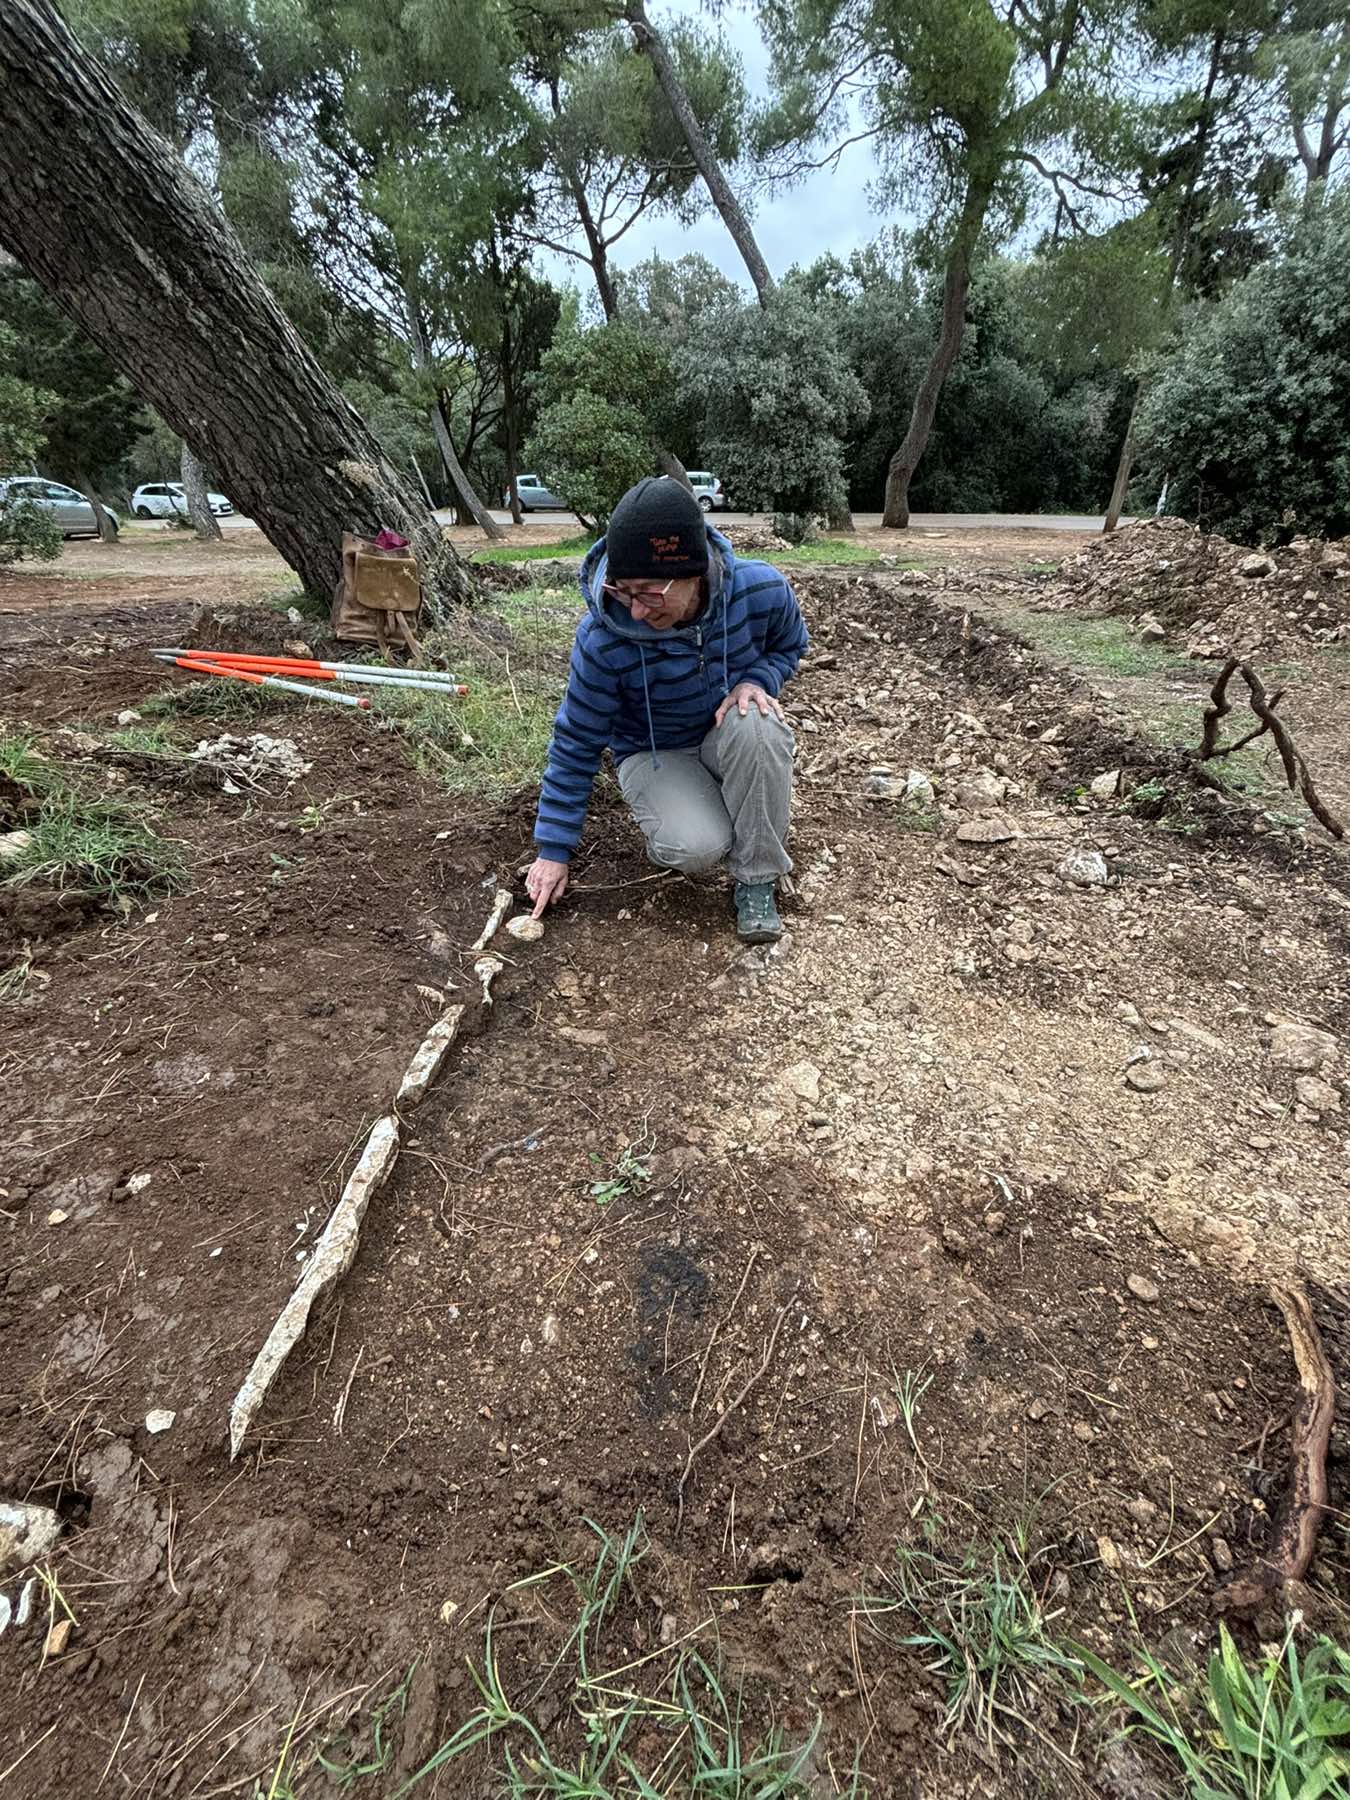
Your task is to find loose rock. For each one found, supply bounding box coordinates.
[1239,553,1276,578]
[782,1060,822,1104]
[145,1409,176,1434]
[505,915,545,942]
[956,814,1019,845]
[1126,1064,1165,1093]
[1269,1022,1337,1072]
[1294,1074,1340,1114]
[1057,847,1110,887]
[0,1501,62,1576]
[1089,769,1121,799]
[1126,1273,1160,1304]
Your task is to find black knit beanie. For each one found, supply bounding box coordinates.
[605,477,709,581]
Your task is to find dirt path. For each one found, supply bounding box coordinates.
[1,554,1346,1796]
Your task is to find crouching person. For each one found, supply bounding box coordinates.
[525,477,808,943]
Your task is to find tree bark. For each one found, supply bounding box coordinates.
[431,390,505,540]
[656,449,694,494]
[75,467,119,542]
[882,183,989,529]
[625,0,775,307]
[548,78,620,321]
[402,296,504,542]
[179,440,223,541]
[0,0,476,614]
[1103,383,1142,533]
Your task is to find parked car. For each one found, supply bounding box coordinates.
[0,475,120,538]
[503,473,566,512]
[686,471,726,513]
[131,481,234,519]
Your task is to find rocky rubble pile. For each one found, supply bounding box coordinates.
[722,523,792,554]
[1043,517,1350,658]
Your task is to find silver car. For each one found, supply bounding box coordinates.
[0,475,120,538]
[132,481,234,519]
[687,471,726,513]
[504,473,565,512]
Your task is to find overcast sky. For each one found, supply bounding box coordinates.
[542,1,893,302]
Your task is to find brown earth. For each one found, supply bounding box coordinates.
[1,537,1348,1798]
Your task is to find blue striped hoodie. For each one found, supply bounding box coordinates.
[533,527,808,862]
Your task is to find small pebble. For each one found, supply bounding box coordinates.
[506,915,545,942]
[1127,1273,1160,1304]
[144,1409,176,1434]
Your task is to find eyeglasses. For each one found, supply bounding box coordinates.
[602,579,676,609]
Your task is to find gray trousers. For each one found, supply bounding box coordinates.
[617,707,795,886]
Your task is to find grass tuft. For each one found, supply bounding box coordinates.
[397,1513,852,1797]
[858,1536,1082,1750]
[142,678,304,720]
[0,959,31,1004]
[0,730,185,908]
[1079,1617,1350,1800]
[104,722,189,758]
[371,674,559,800]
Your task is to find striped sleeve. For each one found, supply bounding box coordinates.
[737,572,808,697]
[533,620,621,863]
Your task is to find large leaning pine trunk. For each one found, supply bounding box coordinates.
[0,0,477,612]
[882,182,991,530]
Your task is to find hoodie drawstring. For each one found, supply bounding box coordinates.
[639,644,660,769]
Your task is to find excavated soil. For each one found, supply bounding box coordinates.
[1,551,1348,1797]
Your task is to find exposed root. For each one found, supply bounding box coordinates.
[1199,658,1345,839]
[1218,1282,1335,1615]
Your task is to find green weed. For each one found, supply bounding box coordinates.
[397,1515,852,1797]
[587,1142,653,1207]
[268,585,331,621]
[1010,612,1177,677]
[5,791,185,906]
[894,1368,933,1461]
[312,1664,417,1788]
[0,735,184,908]
[858,1537,1082,1750]
[472,532,593,565]
[142,677,304,720]
[372,669,561,800]
[104,722,188,758]
[490,585,585,658]
[1079,1618,1350,1800]
[0,958,31,1004]
[0,730,58,795]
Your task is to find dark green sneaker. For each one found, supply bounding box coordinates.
[734,881,783,944]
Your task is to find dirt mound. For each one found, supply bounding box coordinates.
[723,522,791,554]
[1046,518,1350,658]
